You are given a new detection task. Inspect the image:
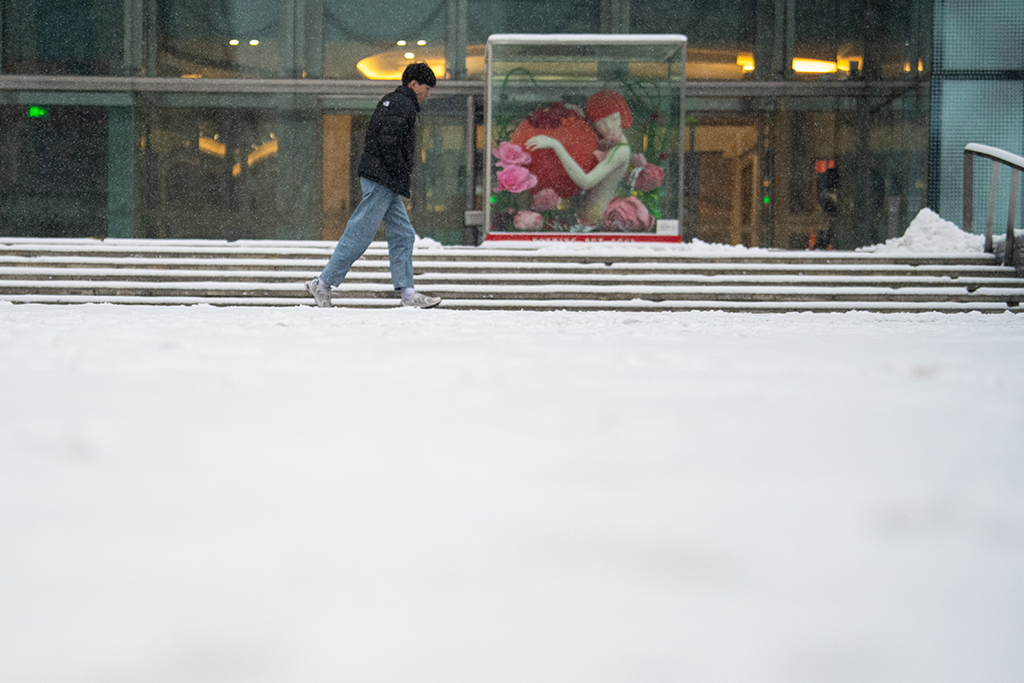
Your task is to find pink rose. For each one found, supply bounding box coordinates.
[532,188,561,211]
[496,165,538,194]
[493,141,532,167]
[513,211,544,231]
[635,164,665,192]
[603,196,655,232]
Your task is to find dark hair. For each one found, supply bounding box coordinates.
[402,62,436,88]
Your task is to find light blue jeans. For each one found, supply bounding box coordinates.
[320,177,415,289]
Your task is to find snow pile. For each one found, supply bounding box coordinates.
[860,208,985,253]
[682,237,763,253]
[413,235,445,250]
[2,306,1023,683]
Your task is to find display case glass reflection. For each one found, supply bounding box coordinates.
[485,35,686,241]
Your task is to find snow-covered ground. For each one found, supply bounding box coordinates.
[2,303,1023,683]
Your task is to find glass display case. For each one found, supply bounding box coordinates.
[485,34,687,242]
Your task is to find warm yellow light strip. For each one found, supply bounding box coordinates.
[198,136,226,157]
[792,58,839,74]
[735,53,866,75]
[356,46,446,80]
[231,139,279,177]
[248,139,278,166]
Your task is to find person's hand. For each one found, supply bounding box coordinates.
[526,135,564,153]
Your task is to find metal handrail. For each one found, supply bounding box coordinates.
[963,143,1023,266]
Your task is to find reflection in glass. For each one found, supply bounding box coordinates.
[156,0,279,77]
[486,37,684,239]
[1,0,123,75]
[138,104,318,240]
[323,0,445,79]
[0,106,110,237]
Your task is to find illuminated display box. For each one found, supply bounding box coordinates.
[485,34,687,242]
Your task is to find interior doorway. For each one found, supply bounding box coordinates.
[687,115,762,247]
[322,113,369,242]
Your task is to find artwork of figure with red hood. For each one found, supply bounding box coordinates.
[491,90,665,233]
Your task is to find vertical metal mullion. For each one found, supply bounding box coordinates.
[123,0,144,76]
[0,1,5,74]
[305,0,324,79]
[108,106,136,238]
[295,0,306,77]
[963,150,974,236]
[464,94,477,245]
[465,95,475,211]
[785,0,795,78]
[144,0,158,77]
[280,0,296,79]
[483,41,493,238]
[446,0,467,79]
[678,43,686,241]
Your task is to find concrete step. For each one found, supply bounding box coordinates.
[0,239,1002,266]
[0,256,1018,279]
[2,267,1022,290]
[1,237,1020,313]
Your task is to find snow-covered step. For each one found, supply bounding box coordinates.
[1,237,1020,313]
[2,266,1022,290]
[0,258,1018,280]
[0,239,1001,265]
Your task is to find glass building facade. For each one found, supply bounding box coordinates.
[0,0,1019,247]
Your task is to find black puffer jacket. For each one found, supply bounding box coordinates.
[358,85,420,198]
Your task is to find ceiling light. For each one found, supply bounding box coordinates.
[229,39,239,46]
[249,39,259,46]
[792,58,837,74]
[417,40,426,46]
[397,40,407,46]
[405,52,415,59]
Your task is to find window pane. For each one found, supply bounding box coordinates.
[632,0,754,48]
[468,0,600,43]
[0,105,111,237]
[632,0,754,80]
[323,0,445,80]
[156,0,280,78]
[412,95,470,245]
[1,0,124,75]
[138,99,319,240]
[323,95,470,245]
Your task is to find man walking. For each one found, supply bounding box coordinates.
[306,62,441,308]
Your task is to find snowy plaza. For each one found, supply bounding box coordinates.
[2,301,1023,682]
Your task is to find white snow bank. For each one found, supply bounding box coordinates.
[860,208,985,253]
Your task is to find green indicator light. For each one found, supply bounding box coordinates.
[490,195,496,203]
[28,106,48,118]
[763,196,770,204]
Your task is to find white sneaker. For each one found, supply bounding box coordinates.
[305,278,332,308]
[401,292,441,308]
